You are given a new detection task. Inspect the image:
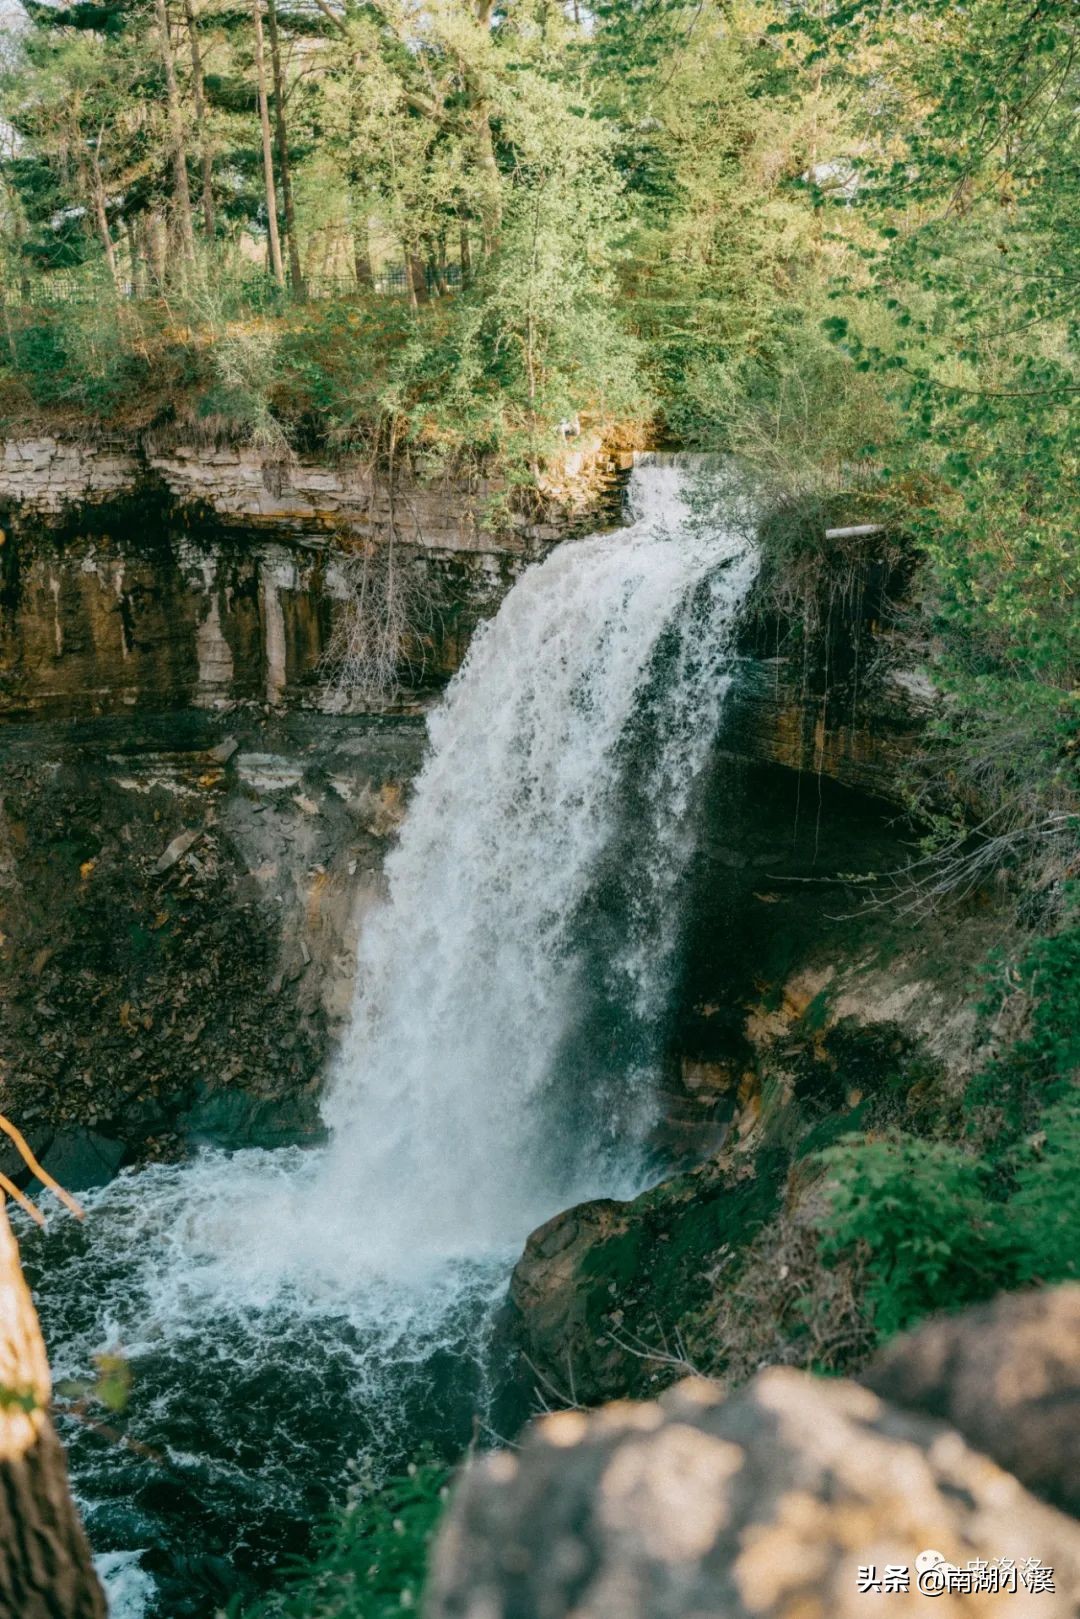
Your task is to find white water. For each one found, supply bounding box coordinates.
[317,455,759,1260]
[95,1553,156,1619]
[24,457,758,1614]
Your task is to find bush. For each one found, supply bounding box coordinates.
[243,1460,451,1619]
[969,908,1080,1149]
[1010,1095,1080,1286]
[815,1134,1020,1340]
[817,1098,1079,1343]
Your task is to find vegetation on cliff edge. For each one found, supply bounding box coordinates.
[1,0,1075,866]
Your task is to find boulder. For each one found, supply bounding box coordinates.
[428,1368,1080,1619]
[506,1154,783,1408]
[862,1285,1080,1517]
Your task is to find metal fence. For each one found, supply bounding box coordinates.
[306,262,463,297]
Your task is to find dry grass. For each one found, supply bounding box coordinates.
[686,1192,876,1386]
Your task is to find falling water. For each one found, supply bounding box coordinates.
[22,455,758,1616]
[318,454,759,1257]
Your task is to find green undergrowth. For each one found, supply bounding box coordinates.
[0,283,645,486]
[238,1460,451,1619]
[814,901,1080,1344]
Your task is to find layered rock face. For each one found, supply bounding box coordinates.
[0,435,614,537]
[0,435,628,718]
[431,1288,1080,1619]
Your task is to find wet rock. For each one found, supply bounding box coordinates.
[0,1129,124,1196]
[0,712,423,1165]
[862,1285,1080,1517]
[29,1130,125,1193]
[180,1082,323,1151]
[429,1369,1080,1619]
[506,1154,784,1407]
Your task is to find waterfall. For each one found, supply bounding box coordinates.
[316,454,759,1261]
[23,456,758,1616]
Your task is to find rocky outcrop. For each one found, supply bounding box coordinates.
[863,1286,1080,1518]
[430,1355,1080,1619]
[722,652,934,804]
[0,434,624,541]
[508,1154,785,1408]
[0,496,518,720]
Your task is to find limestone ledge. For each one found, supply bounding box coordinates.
[0,434,626,552]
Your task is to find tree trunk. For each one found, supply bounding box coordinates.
[125,217,141,297]
[252,0,285,289]
[81,134,121,292]
[353,216,373,289]
[468,3,501,252]
[408,252,429,307]
[459,214,472,288]
[0,1202,107,1619]
[182,0,216,239]
[432,234,450,296]
[473,110,502,254]
[143,213,168,292]
[153,0,198,263]
[265,0,304,297]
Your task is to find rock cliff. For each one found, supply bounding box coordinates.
[0,433,628,718]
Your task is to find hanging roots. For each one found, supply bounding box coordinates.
[320,537,431,706]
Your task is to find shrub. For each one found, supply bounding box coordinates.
[817,1094,1079,1344]
[969,907,1080,1149]
[815,1134,1019,1340]
[243,1460,451,1619]
[1010,1095,1080,1286]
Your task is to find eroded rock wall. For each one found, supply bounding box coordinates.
[0,511,518,718]
[0,434,618,540]
[0,434,630,719]
[0,710,426,1184]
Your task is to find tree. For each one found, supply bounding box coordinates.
[182,0,216,237]
[251,0,284,287]
[153,0,197,262]
[264,0,303,294]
